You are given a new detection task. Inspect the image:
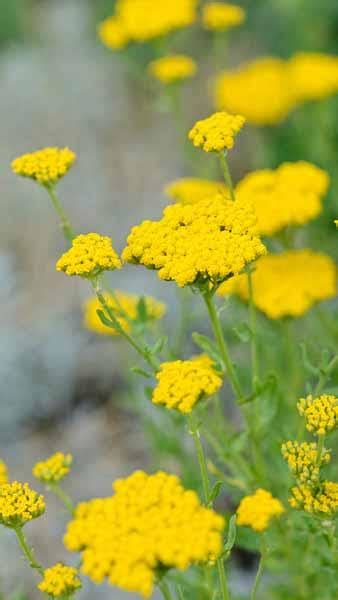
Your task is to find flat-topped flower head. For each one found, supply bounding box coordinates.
[97,16,129,50]
[188,111,245,152]
[297,395,338,436]
[164,177,229,204]
[202,2,246,31]
[236,161,330,236]
[218,250,336,319]
[288,52,338,103]
[148,54,197,85]
[281,441,330,485]
[11,147,76,186]
[237,489,284,532]
[33,452,73,484]
[64,470,224,598]
[290,481,338,515]
[56,233,121,278]
[0,482,45,528]
[84,291,166,336]
[122,195,266,289]
[38,564,82,598]
[152,355,222,413]
[214,57,294,126]
[0,461,8,487]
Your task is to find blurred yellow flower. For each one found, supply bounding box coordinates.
[33,452,73,484]
[11,147,76,186]
[164,177,229,204]
[297,395,338,436]
[148,54,197,84]
[288,52,338,103]
[218,250,336,319]
[38,564,81,598]
[56,233,121,278]
[237,489,284,532]
[0,482,45,528]
[0,461,8,487]
[188,111,245,152]
[97,16,129,50]
[202,2,246,31]
[290,481,338,515]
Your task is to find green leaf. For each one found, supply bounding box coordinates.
[130,366,152,379]
[300,343,319,376]
[224,515,237,553]
[137,296,148,322]
[232,322,252,343]
[149,336,168,355]
[207,481,223,506]
[192,332,222,364]
[144,386,153,400]
[239,373,277,405]
[96,308,124,333]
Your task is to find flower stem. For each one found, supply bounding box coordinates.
[218,152,235,201]
[247,266,259,389]
[203,291,243,402]
[49,483,75,515]
[314,354,338,395]
[251,539,266,600]
[14,526,44,576]
[159,580,174,600]
[217,558,230,600]
[45,185,75,242]
[316,434,326,466]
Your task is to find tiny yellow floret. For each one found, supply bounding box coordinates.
[56,233,121,278]
[281,441,330,485]
[97,16,130,50]
[0,461,8,487]
[297,395,338,436]
[11,147,76,185]
[0,482,45,528]
[289,481,338,515]
[188,111,245,152]
[148,54,197,84]
[237,489,284,532]
[152,355,222,413]
[164,177,229,204]
[33,452,73,484]
[38,563,82,598]
[202,2,246,31]
[64,470,224,598]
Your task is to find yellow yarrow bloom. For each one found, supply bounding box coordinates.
[122,195,266,288]
[152,355,222,413]
[214,57,294,126]
[188,111,245,152]
[281,441,330,485]
[33,452,73,484]
[97,16,130,50]
[297,395,338,436]
[218,250,336,319]
[288,52,338,103]
[148,54,197,85]
[235,161,329,236]
[290,481,338,515]
[84,291,166,336]
[237,489,284,532]
[11,147,76,185]
[202,2,246,31]
[0,482,45,528]
[64,470,224,598]
[164,177,229,204]
[38,564,82,598]
[0,461,8,487]
[56,233,121,278]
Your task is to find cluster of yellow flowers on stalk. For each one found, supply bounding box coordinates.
[56,233,121,278]
[236,489,284,532]
[214,53,338,125]
[0,460,8,486]
[0,482,45,528]
[202,2,246,31]
[84,291,166,336]
[281,441,330,485]
[11,147,76,186]
[188,111,245,152]
[289,482,338,515]
[148,55,197,85]
[64,470,224,598]
[98,0,197,49]
[297,395,338,436]
[122,194,266,288]
[165,177,229,204]
[33,452,73,484]
[152,355,222,413]
[38,564,81,598]
[218,250,336,319]
[235,161,330,236]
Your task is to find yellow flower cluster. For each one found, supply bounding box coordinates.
[148,55,197,85]
[56,233,121,278]
[0,461,8,487]
[218,250,336,319]
[202,2,246,31]
[11,147,76,185]
[188,111,245,152]
[38,563,82,598]
[235,161,330,236]
[84,291,166,336]
[0,482,45,528]
[297,395,338,436]
[33,452,73,484]
[290,481,338,515]
[122,195,266,288]
[152,355,222,413]
[281,441,330,485]
[236,488,284,532]
[99,0,197,49]
[164,177,229,204]
[288,52,338,103]
[64,470,224,598]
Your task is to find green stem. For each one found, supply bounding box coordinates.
[217,558,230,600]
[203,291,243,401]
[45,185,75,242]
[159,580,174,600]
[251,539,266,600]
[316,434,325,466]
[49,483,75,515]
[218,152,235,201]
[247,267,259,389]
[314,355,338,396]
[14,526,44,576]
